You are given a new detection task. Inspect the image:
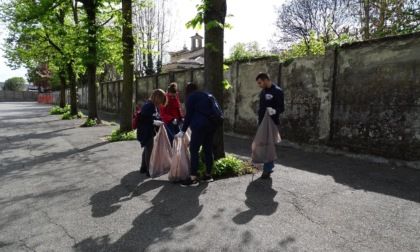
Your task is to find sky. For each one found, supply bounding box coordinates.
[0,0,284,82]
[0,27,28,83]
[169,0,284,54]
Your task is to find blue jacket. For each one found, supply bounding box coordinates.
[137,100,161,147]
[258,83,284,125]
[181,91,217,131]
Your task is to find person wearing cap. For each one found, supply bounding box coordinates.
[256,72,285,179]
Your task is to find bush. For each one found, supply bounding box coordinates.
[198,153,254,178]
[82,118,97,127]
[58,105,82,120]
[50,104,70,115]
[107,127,137,142]
[61,111,71,120]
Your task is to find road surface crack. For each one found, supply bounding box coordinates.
[42,211,77,245]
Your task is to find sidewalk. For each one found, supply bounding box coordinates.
[1,102,419,252]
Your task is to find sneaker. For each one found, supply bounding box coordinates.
[180,178,200,187]
[201,175,214,182]
[260,171,272,179]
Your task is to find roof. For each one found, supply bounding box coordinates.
[169,48,190,56]
[190,33,203,39]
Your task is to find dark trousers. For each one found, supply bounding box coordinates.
[189,125,216,176]
[140,138,154,173]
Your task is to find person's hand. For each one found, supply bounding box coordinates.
[172,119,178,125]
[267,107,276,116]
[153,120,164,126]
[175,131,185,138]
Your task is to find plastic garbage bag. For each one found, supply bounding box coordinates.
[251,110,281,163]
[149,124,173,178]
[168,134,191,182]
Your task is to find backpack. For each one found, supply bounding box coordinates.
[207,94,224,127]
[132,106,141,130]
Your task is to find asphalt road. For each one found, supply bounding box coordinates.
[1,102,419,252]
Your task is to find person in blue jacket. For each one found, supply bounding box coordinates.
[256,72,285,179]
[138,89,167,177]
[175,83,219,187]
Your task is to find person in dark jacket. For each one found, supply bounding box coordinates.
[138,89,167,177]
[256,73,284,179]
[159,82,184,145]
[175,83,219,187]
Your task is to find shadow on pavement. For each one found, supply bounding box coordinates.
[224,135,420,204]
[0,141,111,179]
[233,178,278,224]
[75,172,208,251]
[89,171,148,218]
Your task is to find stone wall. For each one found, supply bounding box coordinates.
[54,32,420,161]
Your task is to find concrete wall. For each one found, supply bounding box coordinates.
[53,32,420,161]
[224,58,280,135]
[280,56,323,143]
[331,34,420,160]
[0,91,38,102]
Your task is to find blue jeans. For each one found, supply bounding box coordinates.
[165,124,179,146]
[189,125,217,176]
[260,123,280,173]
[263,161,275,172]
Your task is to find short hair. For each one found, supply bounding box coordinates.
[150,89,167,106]
[168,82,177,94]
[256,73,270,81]
[185,82,198,96]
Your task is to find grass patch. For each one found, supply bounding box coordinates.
[107,127,137,142]
[101,120,117,126]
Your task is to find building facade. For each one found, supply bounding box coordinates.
[161,33,204,73]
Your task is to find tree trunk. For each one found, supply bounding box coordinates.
[59,69,66,108]
[362,0,370,40]
[67,62,78,116]
[121,0,134,133]
[82,1,101,122]
[204,0,227,160]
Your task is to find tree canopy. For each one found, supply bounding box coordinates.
[271,0,420,62]
[272,0,420,53]
[3,77,26,91]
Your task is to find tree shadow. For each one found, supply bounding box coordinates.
[0,141,111,179]
[232,178,279,224]
[75,173,208,251]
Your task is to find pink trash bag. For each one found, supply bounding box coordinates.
[168,133,191,182]
[251,110,281,163]
[149,125,173,178]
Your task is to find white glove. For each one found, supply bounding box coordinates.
[267,107,276,116]
[153,120,164,126]
[172,119,178,125]
[175,131,185,138]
